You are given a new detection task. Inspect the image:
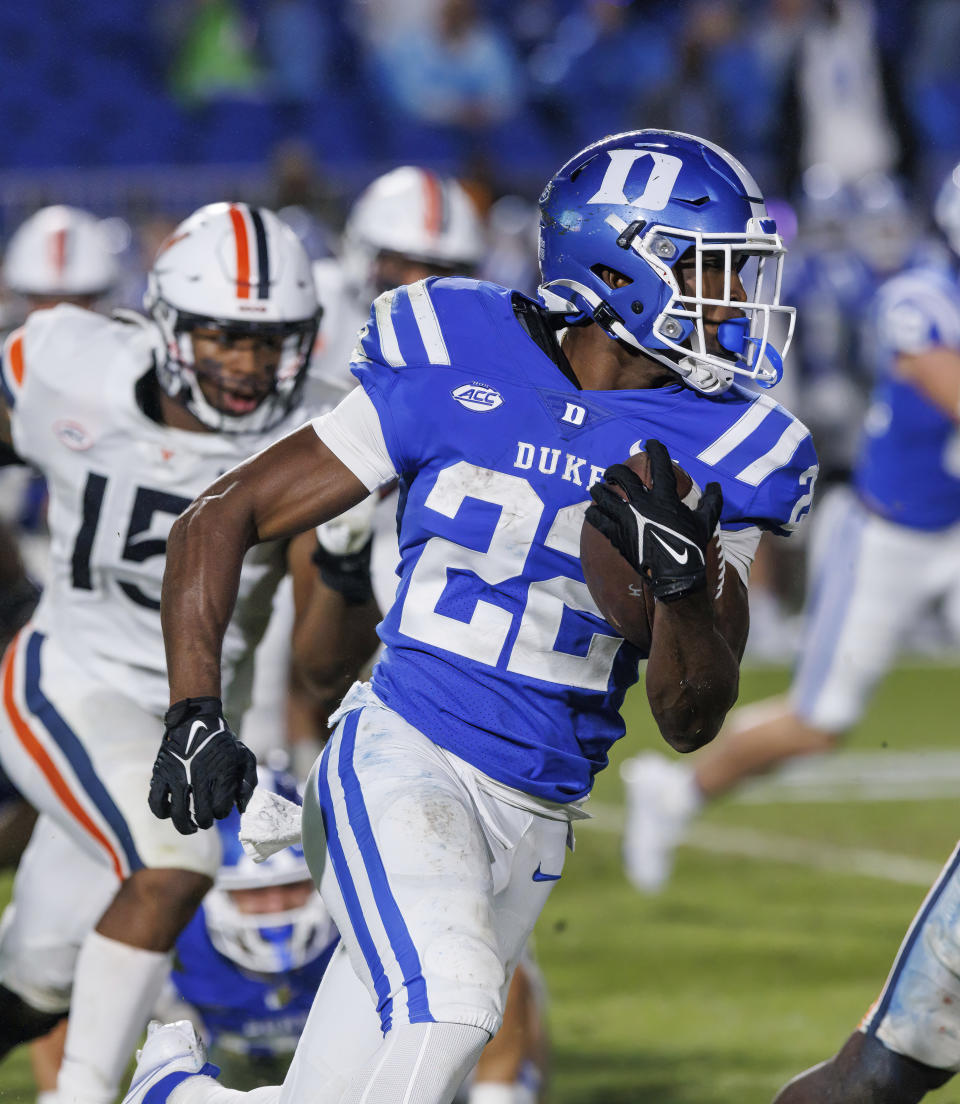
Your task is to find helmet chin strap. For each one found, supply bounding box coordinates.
[674,355,733,395]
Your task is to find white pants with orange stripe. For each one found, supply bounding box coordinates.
[0,813,116,1011]
[0,627,222,880]
[297,682,571,1043]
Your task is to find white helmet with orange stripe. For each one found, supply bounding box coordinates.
[144,202,320,433]
[341,166,485,298]
[4,205,119,302]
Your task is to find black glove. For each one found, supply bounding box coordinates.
[149,696,258,835]
[311,536,375,606]
[585,438,723,603]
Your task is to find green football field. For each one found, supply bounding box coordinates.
[1,663,959,1103]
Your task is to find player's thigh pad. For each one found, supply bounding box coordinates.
[0,629,221,878]
[0,814,117,1011]
[790,502,940,731]
[862,841,960,1070]
[303,692,566,1036]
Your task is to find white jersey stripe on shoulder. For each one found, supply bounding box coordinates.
[696,394,777,466]
[374,289,405,368]
[406,280,451,365]
[737,419,810,487]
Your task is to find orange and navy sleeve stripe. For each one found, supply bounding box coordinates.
[0,326,26,409]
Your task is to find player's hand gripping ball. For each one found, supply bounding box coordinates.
[581,439,723,652]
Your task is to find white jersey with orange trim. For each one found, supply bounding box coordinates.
[0,304,308,720]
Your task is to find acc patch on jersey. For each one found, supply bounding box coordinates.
[452,382,504,412]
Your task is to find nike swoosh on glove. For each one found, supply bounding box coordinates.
[585,438,723,603]
[149,696,258,835]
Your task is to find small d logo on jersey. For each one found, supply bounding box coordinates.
[452,383,503,412]
[561,402,586,426]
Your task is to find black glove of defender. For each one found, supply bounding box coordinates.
[585,438,723,603]
[149,696,258,835]
[311,535,375,605]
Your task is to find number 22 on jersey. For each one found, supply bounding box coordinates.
[398,462,623,692]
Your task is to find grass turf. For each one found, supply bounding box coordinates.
[1,663,958,1102]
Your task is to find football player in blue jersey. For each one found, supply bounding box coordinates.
[766,166,960,1104]
[126,129,817,1104]
[620,157,960,898]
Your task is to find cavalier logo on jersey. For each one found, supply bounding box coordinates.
[53,419,94,451]
[452,383,503,412]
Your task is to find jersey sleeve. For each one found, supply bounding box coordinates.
[0,327,26,412]
[874,271,960,357]
[735,429,819,537]
[693,393,819,538]
[347,278,473,474]
[2,315,57,466]
[311,386,398,491]
[1,306,119,468]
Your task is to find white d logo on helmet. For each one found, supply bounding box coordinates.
[587,150,684,211]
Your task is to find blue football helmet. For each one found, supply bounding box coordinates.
[538,129,795,394]
[203,767,337,975]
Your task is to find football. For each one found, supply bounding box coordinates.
[580,451,714,654]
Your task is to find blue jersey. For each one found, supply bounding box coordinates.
[855,266,960,529]
[172,910,338,1058]
[352,279,817,802]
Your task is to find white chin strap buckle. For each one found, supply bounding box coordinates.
[674,356,733,395]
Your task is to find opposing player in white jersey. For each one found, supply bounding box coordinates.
[126,129,815,1104]
[0,202,344,1104]
[621,160,960,894]
[0,202,127,1100]
[0,203,122,631]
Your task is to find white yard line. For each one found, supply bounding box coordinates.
[584,802,944,887]
[735,749,960,804]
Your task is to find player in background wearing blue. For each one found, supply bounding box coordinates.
[621,158,960,897]
[768,166,960,1103]
[164,767,340,1089]
[126,129,817,1104]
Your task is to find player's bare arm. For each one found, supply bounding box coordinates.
[0,396,13,449]
[586,441,741,751]
[645,583,741,752]
[894,348,960,421]
[287,519,380,726]
[162,425,369,704]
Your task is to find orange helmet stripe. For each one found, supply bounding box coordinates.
[422,171,443,237]
[229,204,251,299]
[51,227,68,278]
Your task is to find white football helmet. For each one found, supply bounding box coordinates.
[4,205,119,299]
[204,769,337,975]
[144,202,320,433]
[341,166,485,297]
